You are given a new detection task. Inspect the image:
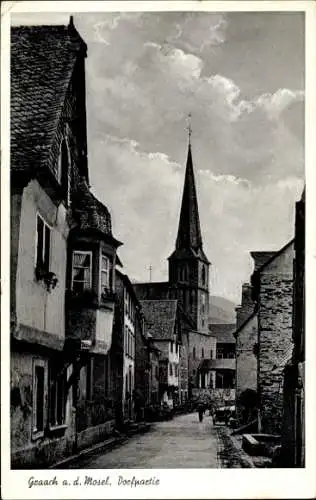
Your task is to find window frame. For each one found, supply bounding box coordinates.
[71,250,93,293]
[49,365,67,430]
[100,253,111,294]
[35,213,52,273]
[32,358,48,440]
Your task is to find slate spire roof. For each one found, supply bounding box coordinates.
[176,143,203,251]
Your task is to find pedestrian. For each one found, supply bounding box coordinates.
[197,402,205,422]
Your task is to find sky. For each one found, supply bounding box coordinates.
[11,10,305,303]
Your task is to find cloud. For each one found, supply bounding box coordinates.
[89,134,302,302]
[11,11,304,301]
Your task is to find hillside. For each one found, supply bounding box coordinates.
[209,295,237,324]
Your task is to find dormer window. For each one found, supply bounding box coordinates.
[72,251,92,293]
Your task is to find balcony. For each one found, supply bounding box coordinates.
[200,358,236,371]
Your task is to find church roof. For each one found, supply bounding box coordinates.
[11,21,87,177]
[140,300,179,341]
[174,144,208,260]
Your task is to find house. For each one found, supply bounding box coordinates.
[234,311,258,424]
[189,331,217,397]
[193,324,236,407]
[234,282,258,424]
[140,300,182,408]
[147,335,161,406]
[281,189,305,467]
[10,19,121,468]
[65,177,122,451]
[251,240,295,434]
[134,297,151,420]
[114,270,144,424]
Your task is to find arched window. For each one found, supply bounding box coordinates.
[201,265,206,285]
[178,264,188,282]
[192,347,196,360]
[201,348,204,358]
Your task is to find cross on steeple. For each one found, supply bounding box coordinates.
[186,113,192,145]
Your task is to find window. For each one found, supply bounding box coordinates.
[193,347,196,360]
[201,294,206,315]
[100,254,110,292]
[170,342,173,353]
[175,365,178,377]
[217,348,224,359]
[72,251,92,293]
[36,214,51,272]
[210,350,213,359]
[169,364,173,376]
[201,348,204,359]
[32,359,47,437]
[201,265,206,285]
[155,365,159,379]
[49,366,66,428]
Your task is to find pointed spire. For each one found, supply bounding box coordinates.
[176,131,203,251]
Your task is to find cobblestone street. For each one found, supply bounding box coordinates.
[67,413,235,469]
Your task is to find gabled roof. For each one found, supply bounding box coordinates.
[140,300,179,341]
[251,239,295,275]
[208,323,236,343]
[11,21,87,175]
[233,310,257,339]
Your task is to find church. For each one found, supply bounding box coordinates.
[134,135,236,406]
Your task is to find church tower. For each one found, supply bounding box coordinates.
[168,134,210,333]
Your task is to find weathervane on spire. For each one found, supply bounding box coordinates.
[186,113,192,145]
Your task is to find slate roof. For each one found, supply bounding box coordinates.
[11,22,87,174]
[133,282,170,301]
[176,144,203,251]
[169,143,209,264]
[140,300,179,341]
[69,178,122,245]
[208,323,236,343]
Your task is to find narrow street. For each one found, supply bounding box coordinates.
[68,413,225,469]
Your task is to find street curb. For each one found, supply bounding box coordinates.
[49,423,152,469]
[226,431,255,468]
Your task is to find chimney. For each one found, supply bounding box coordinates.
[236,282,255,329]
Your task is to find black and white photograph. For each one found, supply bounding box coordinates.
[1,1,316,498]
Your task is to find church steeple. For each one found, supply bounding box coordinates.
[168,122,210,333]
[176,142,203,251]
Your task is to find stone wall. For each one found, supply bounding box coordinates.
[258,243,294,434]
[235,313,258,422]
